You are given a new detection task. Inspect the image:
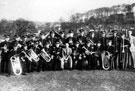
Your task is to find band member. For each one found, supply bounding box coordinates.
[85,41,93,69]
[21,44,31,73]
[47,31,58,46]
[33,41,42,72]
[9,42,24,75]
[75,41,86,70]
[66,30,76,44]
[52,41,62,70]
[43,41,54,71]
[106,40,114,70]
[0,35,11,76]
[128,30,135,69]
[99,31,107,51]
[77,29,87,44]
[72,42,79,69]
[59,31,66,45]
[11,35,22,48]
[61,43,72,70]
[110,30,120,69]
[119,33,130,70]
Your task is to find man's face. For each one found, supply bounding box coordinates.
[46,44,49,48]
[24,37,27,41]
[114,32,117,36]
[51,33,55,37]
[76,43,79,47]
[70,33,73,37]
[61,33,64,37]
[24,46,27,50]
[87,43,90,47]
[16,37,20,41]
[102,33,105,37]
[91,33,95,38]
[122,34,125,39]
[56,44,60,47]
[65,43,69,47]
[129,31,132,36]
[81,32,84,36]
[5,37,10,41]
[32,37,36,40]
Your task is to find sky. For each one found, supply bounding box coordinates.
[0,0,134,22]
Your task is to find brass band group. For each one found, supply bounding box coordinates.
[0,28,135,76]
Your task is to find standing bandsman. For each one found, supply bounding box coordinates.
[0,35,11,76]
[47,31,57,46]
[77,29,87,45]
[119,33,130,70]
[99,31,107,51]
[43,41,54,71]
[109,30,120,69]
[52,41,62,70]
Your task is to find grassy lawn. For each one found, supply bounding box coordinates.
[0,70,135,91]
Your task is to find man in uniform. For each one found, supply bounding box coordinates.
[43,41,54,71]
[52,41,62,70]
[119,33,130,70]
[0,35,11,76]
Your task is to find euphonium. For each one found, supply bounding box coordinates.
[40,49,51,62]
[22,51,32,62]
[28,49,39,62]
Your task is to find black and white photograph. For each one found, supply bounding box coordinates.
[0,0,135,91]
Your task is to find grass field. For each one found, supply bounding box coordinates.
[0,70,135,91]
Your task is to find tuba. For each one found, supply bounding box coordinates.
[101,51,111,70]
[40,49,51,62]
[10,54,22,75]
[101,41,112,70]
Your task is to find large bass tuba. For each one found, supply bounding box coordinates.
[101,41,112,70]
[10,54,22,75]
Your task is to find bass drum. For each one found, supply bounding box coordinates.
[10,55,22,75]
[101,51,110,70]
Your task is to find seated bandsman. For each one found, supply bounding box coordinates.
[61,43,72,70]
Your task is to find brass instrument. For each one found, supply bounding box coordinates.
[40,49,52,62]
[22,51,32,62]
[10,54,22,75]
[83,46,97,55]
[28,49,39,62]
